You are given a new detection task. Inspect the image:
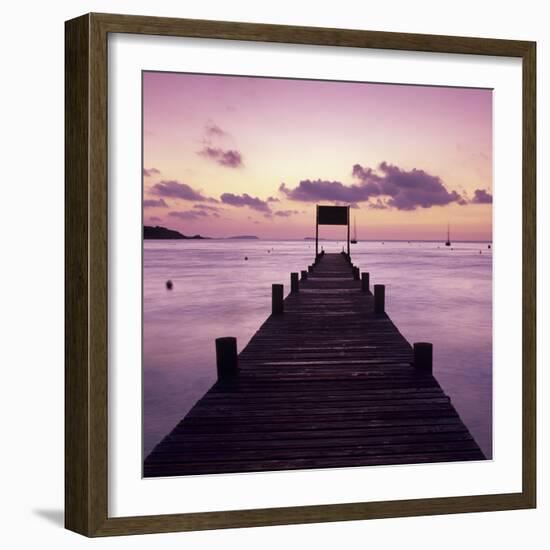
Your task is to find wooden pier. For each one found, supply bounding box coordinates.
[144,252,485,477]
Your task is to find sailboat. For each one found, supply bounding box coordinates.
[351,217,358,244]
[445,223,451,247]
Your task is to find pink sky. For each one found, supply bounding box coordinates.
[143,72,492,240]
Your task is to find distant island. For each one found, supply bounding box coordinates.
[144,225,209,240]
[227,235,259,240]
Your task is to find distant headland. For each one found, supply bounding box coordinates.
[227,235,259,240]
[144,225,209,240]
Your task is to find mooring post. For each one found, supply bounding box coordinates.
[301,270,308,280]
[215,337,239,382]
[374,284,385,314]
[361,272,370,293]
[272,284,284,314]
[414,342,433,374]
[290,272,299,293]
[353,266,360,280]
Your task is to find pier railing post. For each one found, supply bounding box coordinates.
[374,284,385,314]
[301,270,308,281]
[414,342,433,374]
[290,272,299,293]
[215,337,238,381]
[353,266,360,280]
[361,272,370,292]
[272,284,284,315]
[308,265,313,273]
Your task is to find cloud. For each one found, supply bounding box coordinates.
[471,189,493,204]
[220,193,271,213]
[280,162,465,211]
[151,180,217,203]
[149,216,161,222]
[193,204,222,218]
[198,147,243,168]
[168,209,208,221]
[193,204,221,212]
[205,123,228,138]
[143,198,168,208]
[267,196,280,203]
[279,180,369,203]
[274,209,300,217]
[143,167,160,177]
[368,199,388,210]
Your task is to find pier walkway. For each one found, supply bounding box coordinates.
[144,252,484,477]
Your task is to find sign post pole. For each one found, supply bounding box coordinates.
[347,206,350,257]
[315,205,319,258]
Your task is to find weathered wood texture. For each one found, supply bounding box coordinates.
[144,253,484,477]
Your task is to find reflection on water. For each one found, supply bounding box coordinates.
[144,240,492,459]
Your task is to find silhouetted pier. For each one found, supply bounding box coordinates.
[144,252,484,477]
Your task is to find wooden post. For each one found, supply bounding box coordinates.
[414,342,433,373]
[301,270,308,280]
[290,272,299,293]
[374,284,385,314]
[361,272,370,293]
[308,265,313,273]
[215,337,238,381]
[353,266,360,280]
[272,284,284,314]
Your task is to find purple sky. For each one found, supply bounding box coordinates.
[143,72,492,240]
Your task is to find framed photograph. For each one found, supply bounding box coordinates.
[65,13,536,536]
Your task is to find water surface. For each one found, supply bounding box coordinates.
[143,239,492,460]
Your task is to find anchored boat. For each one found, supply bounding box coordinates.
[351,216,358,244]
[445,223,451,247]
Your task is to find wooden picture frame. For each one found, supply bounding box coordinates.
[65,12,536,536]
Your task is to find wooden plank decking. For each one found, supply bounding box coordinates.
[144,252,485,477]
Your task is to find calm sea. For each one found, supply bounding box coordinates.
[143,239,493,459]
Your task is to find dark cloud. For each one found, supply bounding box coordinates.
[168,209,208,221]
[149,216,161,222]
[151,180,217,203]
[274,210,300,217]
[471,189,493,204]
[143,198,168,208]
[198,147,243,168]
[280,162,465,211]
[267,196,280,203]
[220,193,271,213]
[143,167,160,177]
[279,180,371,203]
